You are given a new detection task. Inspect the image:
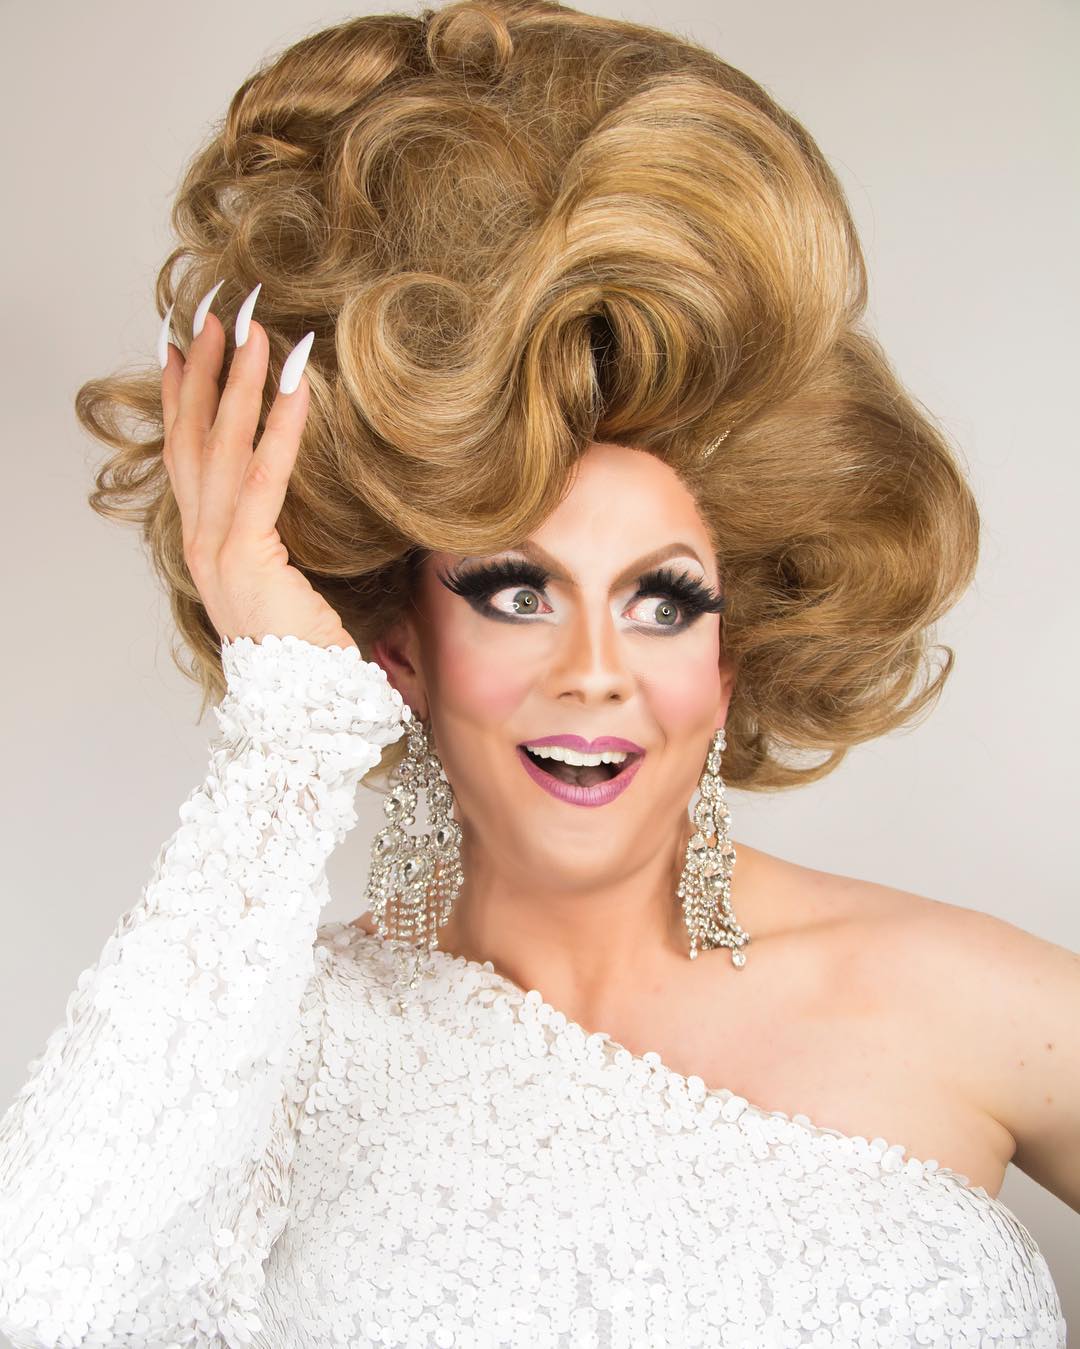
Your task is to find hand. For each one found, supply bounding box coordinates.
[160,287,358,651]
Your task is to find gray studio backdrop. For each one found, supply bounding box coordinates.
[0,0,1076,1340]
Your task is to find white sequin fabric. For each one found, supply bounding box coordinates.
[0,634,1066,1348]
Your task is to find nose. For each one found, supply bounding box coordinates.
[543,592,636,705]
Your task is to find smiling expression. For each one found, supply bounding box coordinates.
[372,441,737,893]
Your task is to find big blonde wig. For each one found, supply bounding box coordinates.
[77,0,980,793]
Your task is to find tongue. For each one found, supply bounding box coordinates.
[545,759,614,789]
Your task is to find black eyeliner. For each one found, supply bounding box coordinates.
[634,566,727,617]
[438,557,551,602]
[437,558,725,626]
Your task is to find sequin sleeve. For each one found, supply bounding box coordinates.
[0,633,406,1348]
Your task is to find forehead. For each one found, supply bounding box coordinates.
[434,443,713,576]
[543,442,707,534]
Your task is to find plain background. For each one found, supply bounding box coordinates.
[1,0,1076,1337]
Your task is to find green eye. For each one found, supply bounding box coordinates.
[508,588,543,615]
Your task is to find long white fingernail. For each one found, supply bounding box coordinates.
[192,279,225,338]
[157,302,175,370]
[235,282,262,348]
[279,331,315,396]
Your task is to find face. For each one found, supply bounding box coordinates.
[373,442,736,895]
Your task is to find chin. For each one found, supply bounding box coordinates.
[516,832,651,886]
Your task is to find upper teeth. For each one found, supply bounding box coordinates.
[524,745,630,766]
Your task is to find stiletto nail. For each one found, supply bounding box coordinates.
[235,282,262,348]
[192,279,225,338]
[157,303,175,371]
[279,332,315,396]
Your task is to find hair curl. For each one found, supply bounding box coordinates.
[78,0,979,793]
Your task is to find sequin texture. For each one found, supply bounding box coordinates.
[0,634,1066,1347]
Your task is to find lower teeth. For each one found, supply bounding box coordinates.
[526,750,620,788]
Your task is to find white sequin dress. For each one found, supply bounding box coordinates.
[0,634,1067,1348]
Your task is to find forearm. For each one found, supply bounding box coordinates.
[0,634,404,1346]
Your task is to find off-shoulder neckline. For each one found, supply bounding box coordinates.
[343,924,1007,1210]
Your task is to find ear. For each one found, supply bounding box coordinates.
[370,618,429,723]
[714,651,737,735]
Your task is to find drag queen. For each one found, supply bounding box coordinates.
[0,0,1073,1344]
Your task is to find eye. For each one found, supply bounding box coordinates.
[625,593,684,628]
[437,558,554,624]
[436,558,726,632]
[489,583,552,618]
[625,566,727,633]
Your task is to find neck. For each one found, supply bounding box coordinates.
[433,811,710,1025]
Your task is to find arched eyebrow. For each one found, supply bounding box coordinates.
[493,539,709,590]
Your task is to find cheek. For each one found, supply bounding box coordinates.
[444,656,526,721]
[424,631,532,821]
[643,634,726,735]
[427,624,531,725]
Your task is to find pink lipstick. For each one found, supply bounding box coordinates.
[515,741,645,808]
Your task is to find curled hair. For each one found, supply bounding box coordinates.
[78,0,979,792]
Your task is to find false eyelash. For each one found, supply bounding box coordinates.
[439,556,552,603]
[437,558,726,624]
[636,565,727,617]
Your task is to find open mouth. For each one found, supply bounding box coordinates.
[519,745,639,789]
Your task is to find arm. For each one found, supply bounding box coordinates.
[0,633,405,1347]
[914,900,1080,1214]
[959,909,1080,1213]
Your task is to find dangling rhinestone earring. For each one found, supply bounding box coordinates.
[677,726,750,967]
[365,708,464,1006]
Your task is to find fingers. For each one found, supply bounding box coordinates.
[160,343,198,532]
[230,360,312,543]
[191,316,273,555]
[158,287,315,574]
[161,308,227,560]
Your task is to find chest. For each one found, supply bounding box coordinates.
[268,1116,1038,1348]
[260,955,1060,1348]
[585,914,1015,1199]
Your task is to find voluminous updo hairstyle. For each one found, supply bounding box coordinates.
[78,0,979,793]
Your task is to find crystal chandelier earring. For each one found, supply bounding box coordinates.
[365,708,464,1006]
[677,726,751,967]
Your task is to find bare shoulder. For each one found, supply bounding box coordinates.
[349,911,379,937]
[805,858,1074,1042]
[816,865,1080,1211]
[733,842,926,941]
[898,894,1080,1209]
